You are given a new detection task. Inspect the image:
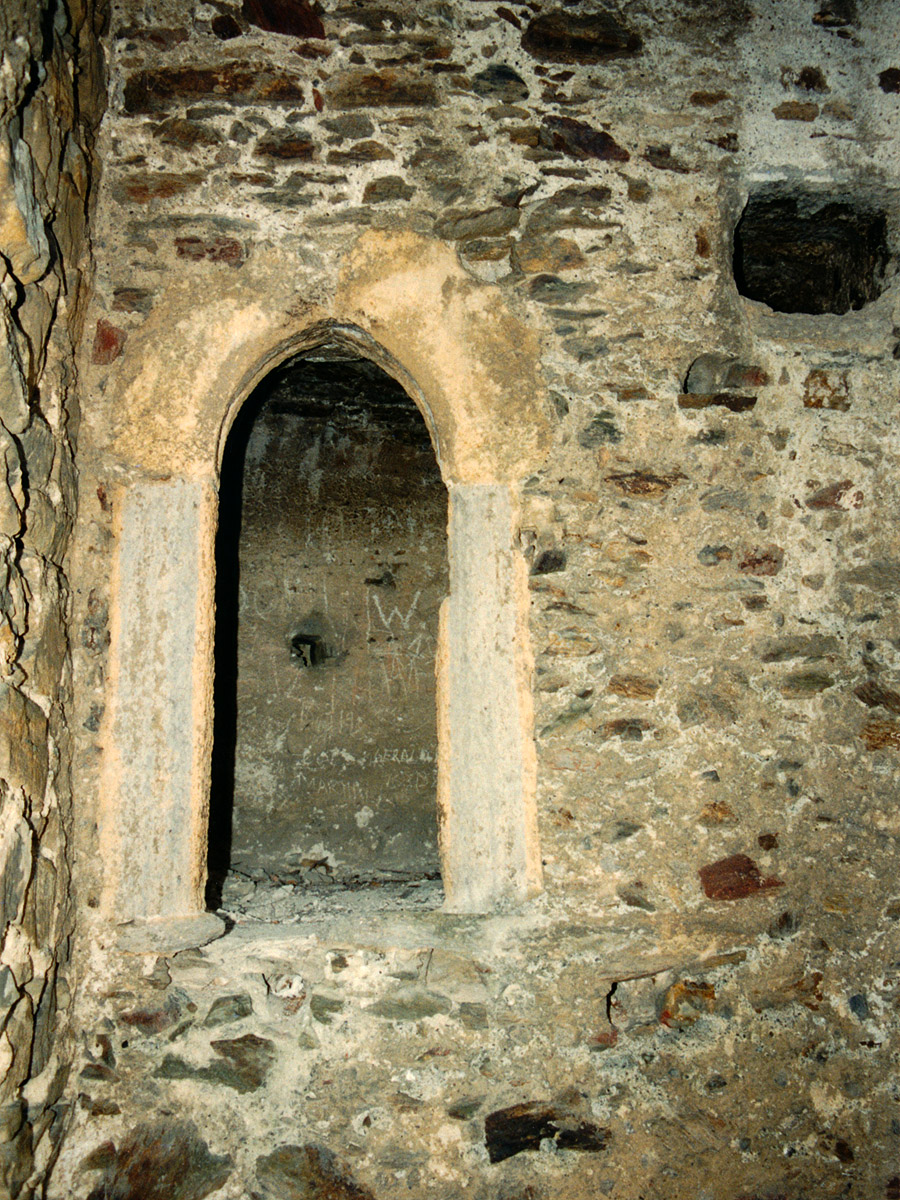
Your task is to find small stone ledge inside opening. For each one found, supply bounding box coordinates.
[733,188,893,315]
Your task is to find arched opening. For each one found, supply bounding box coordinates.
[207,346,448,916]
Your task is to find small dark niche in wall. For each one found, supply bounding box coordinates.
[733,189,891,315]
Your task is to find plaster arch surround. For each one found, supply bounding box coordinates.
[94,231,552,927]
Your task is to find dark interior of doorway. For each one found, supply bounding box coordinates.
[206,349,447,914]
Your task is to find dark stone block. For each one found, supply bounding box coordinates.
[254,132,316,160]
[690,89,729,106]
[797,65,828,91]
[242,0,325,38]
[860,719,900,751]
[880,67,900,93]
[643,144,690,173]
[531,549,566,575]
[773,100,819,121]
[540,115,629,161]
[813,0,857,28]
[779,670,834,697]
[525,274,591,303]
[363,175,414,202]
[175,236,245,266]
[326,69,437,109]
[578,410,621,446]
[805,479,858,509]
[521,10,641,63]
[733,190,891,315]
[152,118,223,148]
[601,717,650,741]
[840,561,900,591]
[256,1143,374,1200]
[203,993,253,1026]
[326,140,393,164]
[86,1121,231,1200]
[211,13,243,39]
[472,64,528,101]
[120,995,180,1034]
[123,66,306,114]
[698,853,784,901]
[484,1101,610,1163]
[112,171,204,204]
[435,206,519,241]
[92,320,127,365]
[853,680,900,715]
[848,992,869,1019]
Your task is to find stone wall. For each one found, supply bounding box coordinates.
[0,1,105,1197]
[56,1,900,1198]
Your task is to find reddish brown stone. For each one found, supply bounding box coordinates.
[773,101,819,120]
[878,67,900,93]
[123,65,306,114]
[113,171,204,203]
[92,320,127,365]
[699,853,784,901]
[690,90,729,106]
[326,70,437,109]
[605,470,685,496]
[540,115,629,162]
[853,680,900,715]
[861,719,900,750]
[241,0,325,38]
[521,10,642,63]
[607,674,658,699]
[174,236,245,266]
[806,479,862,509]
[738,545,784,576]
[120,1004,178,1034]
[86,1121,231,1200]
[802,368,850,410]
[600,717,651,741]
[253,132,316,160]
[695,228,711,257]
[326,140,393,165]
[496,6,522,30]
[709,131,738,152]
